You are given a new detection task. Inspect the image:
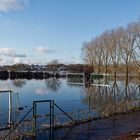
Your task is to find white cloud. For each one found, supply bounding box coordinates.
[10,54,26,57]
[0,0,29,12]
[0,83,14,91]
[0,58,4,65]
[0,57,24,65]
[23,58,47,65]
[0,58,11,65]
[14,57,22,64]
[0,47,48,65]
[35,46,55,54]
[35,88,48,95]
[0,47,13,55]
[0,47,26,57]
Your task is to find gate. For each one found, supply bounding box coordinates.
[32,100,53,139]
[3,99,75,140]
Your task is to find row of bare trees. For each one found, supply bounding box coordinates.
[81,19,140,81]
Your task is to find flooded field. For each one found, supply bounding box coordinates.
[0,76,140,139]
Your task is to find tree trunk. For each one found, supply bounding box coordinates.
[105,64,108,74]
[125,65,129,85]
[114,67,117,82]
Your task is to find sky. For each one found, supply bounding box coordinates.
[0,0,140,65]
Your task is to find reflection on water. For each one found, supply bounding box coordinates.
[0,77,140,139]
[67,74,84,84]
[90,74,111,85]
[83,80,140,117]
[12,79,27,88]
[45,78,61,92]
[0,77,139,116]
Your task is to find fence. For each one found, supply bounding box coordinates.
[2,80,140,139]
[1,96,98,140]
[2,97,140,139]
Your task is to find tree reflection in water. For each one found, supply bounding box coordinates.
[12,79,27,88]
[45,78,61,92]
[82,78,140,117]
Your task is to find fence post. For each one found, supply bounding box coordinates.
[52,100,54,128]
[51,100,54,139]
[32,101,36,136]
[49,100,52,140]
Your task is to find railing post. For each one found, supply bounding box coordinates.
[32,101,36,136]
[49,100,52,140]
[52,100,54,128]
[51,100,54,140]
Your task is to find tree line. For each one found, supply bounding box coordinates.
[81,19,140,81]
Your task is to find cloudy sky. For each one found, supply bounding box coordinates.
[0,0,140,65]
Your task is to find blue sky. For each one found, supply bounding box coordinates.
[0,0,140,65]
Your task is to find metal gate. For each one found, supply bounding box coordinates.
[32,100,53,139]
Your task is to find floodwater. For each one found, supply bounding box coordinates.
[0,76,140,139]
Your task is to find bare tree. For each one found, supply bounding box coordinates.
[100,31,112,74]
[121,25,138,84]
[81,18,140,82]
[109,28,122,79]
[47,59,59,76]
[128,21,140,79]
[81,41,95,72]
[94,37,104,74]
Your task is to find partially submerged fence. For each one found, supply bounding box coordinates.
[66,72,111,86]
[66,73,85,84]
[1,87,140,139]
[2,97,96,140]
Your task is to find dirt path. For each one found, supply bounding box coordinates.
[33,110,140,140]
[53,111,140,140]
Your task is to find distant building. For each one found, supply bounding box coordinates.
[57,65,67,76]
